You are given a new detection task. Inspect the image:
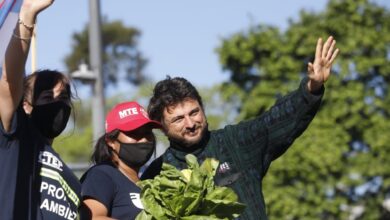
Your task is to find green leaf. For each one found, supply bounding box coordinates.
[137,154,246,219]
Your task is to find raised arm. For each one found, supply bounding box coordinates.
[0,0,54,132]
[263,36,339,163]
[226,36,339,175]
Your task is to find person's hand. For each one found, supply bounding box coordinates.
[20,0,55,25]
[307,36,339,92]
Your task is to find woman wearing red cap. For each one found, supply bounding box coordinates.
[80,101,161,220]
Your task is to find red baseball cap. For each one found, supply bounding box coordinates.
[105,101,162,133]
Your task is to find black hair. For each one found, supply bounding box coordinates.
[91,129,120,164]
[148,76,203,122]
[22,69,78,136]
[23,69,75,105]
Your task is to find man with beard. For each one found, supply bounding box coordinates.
[142,36,339,219]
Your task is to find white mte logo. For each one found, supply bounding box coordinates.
[119,108,138,119]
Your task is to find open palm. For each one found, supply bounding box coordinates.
[307,36,339,91]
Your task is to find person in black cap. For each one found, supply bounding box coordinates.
[0,0,81,219]
[142,36,339,219]
[80,101,162,220]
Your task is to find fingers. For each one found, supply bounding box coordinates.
[315,38,323,60]
[326,39,336,60]
[321,36,333,58]
[328,48,340,65]
[317,36,339,67]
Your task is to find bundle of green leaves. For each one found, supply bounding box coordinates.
[136,154,246,220]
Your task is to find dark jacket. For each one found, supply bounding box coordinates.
[142,78,324,220]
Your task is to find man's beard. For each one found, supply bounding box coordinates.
[169,123,208,148]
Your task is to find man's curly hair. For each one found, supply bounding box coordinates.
[148,76,203,122]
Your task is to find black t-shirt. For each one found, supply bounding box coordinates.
[81,162,143,220]
[0,108,81,220]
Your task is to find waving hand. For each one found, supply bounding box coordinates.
[307,36,339,92]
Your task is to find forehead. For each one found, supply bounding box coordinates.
[54,82,70,93]
[32,82,69,103]
[52,82,63,92]
[42,82,69,95]
[164,99,201,117]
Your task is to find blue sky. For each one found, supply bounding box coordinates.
[31,0,389,91]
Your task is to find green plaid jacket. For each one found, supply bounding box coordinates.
[142,77,324,220]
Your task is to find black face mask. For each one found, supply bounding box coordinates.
[31,101,71,139]
[117,141,155,168]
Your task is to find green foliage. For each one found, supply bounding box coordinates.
[136,154,245,220]
[58,15,159,168]
[216,0,390,219]
[198,85,241,130]
[53,126,93,163]
[52,98,96,163]
[64,17,147,86]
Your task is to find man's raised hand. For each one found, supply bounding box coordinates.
[307,36,339,92]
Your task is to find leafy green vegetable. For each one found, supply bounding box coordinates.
[136,154,246,220]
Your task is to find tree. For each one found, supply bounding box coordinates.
[56,18,148,165]
[64,18,147,86]
[216,0,390,219]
